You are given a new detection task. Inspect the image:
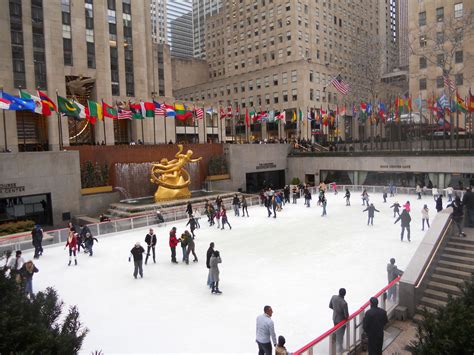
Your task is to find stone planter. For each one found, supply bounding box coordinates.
[205,174,230,181]
[81,186,113,195]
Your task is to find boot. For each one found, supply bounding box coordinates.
[68,260,71,266]
[74,259,77,266]
[214,282,222,294]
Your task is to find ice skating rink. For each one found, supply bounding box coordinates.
[31,192,432,354]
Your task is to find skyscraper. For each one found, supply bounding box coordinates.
[192,0,222,58]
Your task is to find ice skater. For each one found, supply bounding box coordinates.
[79,224,91,253]
[31,224,43,259]
[232,194,240,216]
[361,189,369,206]
[389,183,396,197]
[344,189,351,206]
[432,186,439,201]
[20,260,39,299]
[65,230,78,266]
[129,242,145,279]
[215,207,222,228]
[421,205,430,231]
[210,250,222,294]
[206,242,215,288]
[403,201,411,212]
[156,210,165,225]
[394,209,411,242]
[84,233,98,256]
[241,196,249,217]
[332,182,338,195]
[144,228,157,264]
[169,228,179,263]
[321,196,327,217]
[436,195,443,212]
[363,203,380,226]
[305,189,312,208]
[186,215,198,237]
[390,202,401,218]
[292,186,298,204]
[382,191,387,203]
[182,230,198,264]
[416,184,422,200]
[208,204,216,226]
[186,201,193,217]
[446,185,454,202]
[221,206,232,230]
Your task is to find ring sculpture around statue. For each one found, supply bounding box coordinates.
[150,144,202,202]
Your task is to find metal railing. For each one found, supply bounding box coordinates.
[294,276,401,355]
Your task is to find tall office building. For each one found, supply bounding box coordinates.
[398,0,409,68]
[192,0,222,58]
[379,0,400,73]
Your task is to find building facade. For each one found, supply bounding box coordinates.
[192,0,222,58]
[398,0,409,68]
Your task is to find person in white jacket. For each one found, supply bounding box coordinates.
[421,204,430,231]
[432,187,439,201]
[445,186,454,202]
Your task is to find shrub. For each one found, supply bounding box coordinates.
[81,161,109,188]
[208,155,228,176]
[291,177,301,185]
[0,220,35,237]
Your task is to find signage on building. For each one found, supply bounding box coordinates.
[379,165,411,170]
[0,183,26,194]
[256,162,277,170]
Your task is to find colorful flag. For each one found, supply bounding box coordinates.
[250,108,257,122]
[102,101,117,119]
[329,75,350,95]
[444,74,456,92]
[298,109,303,121]
[194,107,204,120]
[129,102,144,119]
[87,100,103,122]
[292,110,297,122]
[0,97,11,110]
[153,101,165,116]
[19,90,43,114]
[469,89,474,112]
[37,90,57,113]
[267,110,275,122]
[174,103,192,121]
[72,100,87,120]
[455,92,467,113]
[162,104,176,117]
[275,111,285,121]
[118,109,132,119]
[140,101,155,118]
[57,95,81,119]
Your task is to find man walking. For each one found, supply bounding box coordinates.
[386,258,403,301]
[394,209,411,242]
[363,297,388,355]
[329,288,349,353]
[144,228,157,264]
[256,305,277,355]
[129,242,145,279]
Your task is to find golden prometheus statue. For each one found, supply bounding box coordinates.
[150,144,202,202]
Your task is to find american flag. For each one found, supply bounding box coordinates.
[329,75,350,95]
[118,109,132,119]
[443,74,456,92]
[154,107,165,116]
[195,107,204,119]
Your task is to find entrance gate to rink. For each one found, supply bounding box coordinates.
[294,277,401,355]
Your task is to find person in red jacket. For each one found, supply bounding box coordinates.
[169,227,179,263]
[65,230,78,266]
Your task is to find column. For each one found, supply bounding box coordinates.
[262,122,268,141]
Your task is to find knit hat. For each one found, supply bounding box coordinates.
[135,242,140,247]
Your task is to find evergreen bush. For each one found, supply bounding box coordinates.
[0,220,35,237]
[291,177,301,185]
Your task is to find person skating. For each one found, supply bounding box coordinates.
[361,189,369,206]
[20,260,39,299]
[186,215,198,237]
[156,210,165,225]
[389,183,396,197]
[31,224,43,259]
[181,230,198,264]
[321,196,327,216]
[421,205,430,231]
[329,288,349,353]
[215,207,222,228]
[394,209,411,242]
[303,187,309,206]
[363,203,380,226]
[432,186,439,201]
[435,195,443,212]
[193,209,201,228]
[403,201,411,212]
[363,297,388,355]
[305,189,312,208]
[283,185,290,204]
[129,242,145,279]
[332,182,338,195]
[447,196,466,237]
[344,189,351,206]
[390,202,401,217]
[144,228,157,264]
[169,227,179,263]
[65,230,78,266]
[84,233,98,256]
[382,191,387,203]
[215,195,223,210]
[221,206,232,230]
[210,250,222,294]
[292,186,298,204]
[241,196,249,217]
[386,258,403,301]
[232,194,240,216]
[445,185,454,202]
[256,305,277,355]
[208,204,216,226]
[416,184,422,200]
[79,224,91,253]
[206,242,215,288]
[186,201,193,217]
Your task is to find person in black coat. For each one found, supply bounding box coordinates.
[129,242,145,279]
[435,195,443,212]
[447,196,466,237]
[206,242,215,288]
[363,204,380,226]
[186,202,193,217]
[390,202,401,218]
[144,228,157,264]
[79,224,91,253]
[394,209,411,242]
[186,216,198,237]
[363,297,388,355]
[462,187,474,227]
[84,233,98,256]
[31,225,43,259]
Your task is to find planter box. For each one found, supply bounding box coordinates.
[206,174,230,181]
[81,186,113,195]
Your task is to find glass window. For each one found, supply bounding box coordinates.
[455,50,463,63]
[436,76,444,88]
[418,11,426,26]
[282,72,288,84]
[419,56,427,69]
[437,53,444,67]
[291,70,297,82]
[436,32,444,45]
[273,92,279,104]
[436,7,444,22]
[455,73,463,86]
[291,89,297,101]
[419,35,427,47]
[454,3,463,18]
[419,78,427,90]
[273,74,278,85]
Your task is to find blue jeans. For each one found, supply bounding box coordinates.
[181,246,186,261]
[233,205,240,216]
[24,279,33,296]
[133,260,143,278]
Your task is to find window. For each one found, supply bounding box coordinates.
[273,92,279,104]
[291,70,297,82]
[436,7,444,22]
[454,3,463,18]
[419,56,427,69]
[282,90,288,102]
[291,89,297,101]
[273,74,278,85]
[436,32,444,45]
[437,54,444,67]
[455,50,463,63]
[286,46,291,56]
[418,12,426,26]
[264,76,269,87]
[63,38,73,65]
[419,35,427,47]
[265,94,270,105]
[282,72,288,84]
[419,78,427,90]
[256,79,261,89]
[455,28,463,43]
[309,70,313,82]
[310,88,314,101]
[248,80,253,91]
[455,73,463,86]
[436,76,444,88]
[87,42,95,68]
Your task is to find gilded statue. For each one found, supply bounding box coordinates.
[150,144,202,202]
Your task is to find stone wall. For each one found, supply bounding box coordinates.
[79,191,121,217]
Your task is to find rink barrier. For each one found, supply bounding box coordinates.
[0,195,262,254]
[293,276,401,355]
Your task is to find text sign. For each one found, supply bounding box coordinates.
[0,183,26,194]
[256,163,277,170]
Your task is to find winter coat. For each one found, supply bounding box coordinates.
[20,263,38,281]
[206,247,214,269]
[403,203,411,212]
[232,196,240,206]
[462,190,474,209]
[66,233,78,250]
[329,295,349,324]
[363,205,380,217]
[390,203,400,212]
[363,306,388,339]
[84,235,98,247]
[209,255,222,282]
[186,218,197,230]
[241,197,248,207]
[421,207,429,219]
[186,203,193,215]
[416,185,421,193]
[387,263,402,282]
[436,196,443,211]
[394,210,411,227]
[169,234,179,248]
[448,199,464,220]
[344,191,351,199]
[145,233,157,247]
[220,209,228,219]
[80,225,91,238]
[130,246,145,261]
[31,227,43,246]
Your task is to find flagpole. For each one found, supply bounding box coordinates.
[19,87,26,150]
[153,102,156,145]
[193,107,197,143]
[164,103,168,143]
[101,100,107,145]
[141,116,144,144]
[55,91,63,150]
[2,109,7,151]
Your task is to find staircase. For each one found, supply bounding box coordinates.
[416,230,474,316]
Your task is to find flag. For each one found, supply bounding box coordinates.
[174,103,192,121]
[250,108,257,122]
[37,90,57,113]
[102,101,117,119]
[444,74,456,92]
[439,94,449,110]
[141,101,155,118]
[1,91,36,112]
[298,109,302,121]
[455,92,467,113]
[219,107,228,120]
[0,97,11,110]
[268,110,275,122]
[227,105,233,117]
[19,90,43,114]
[469,89,474,112]
[194,107,204,120]
[87,100,103,123]
[292,110,297,122]
[275,111,285,121]
[245,107,250,127]
[329,75,350,95]
[407,97,412,112]
[118,108,132,119]
[378,102,387,122]
[153,101,165,116]
[129,102,144,119]
[414,97,422,110]
[72,100,87,120]
[57,95,81,119]
[162,104,176,117]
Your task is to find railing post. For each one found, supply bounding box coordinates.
[131,218,134,229]
[345,321,351,352]
[329,333,336,355]
[114,220,117,234]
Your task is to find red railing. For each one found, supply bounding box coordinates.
[294,275,402,355]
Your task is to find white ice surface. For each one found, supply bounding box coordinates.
[29,192,432,354]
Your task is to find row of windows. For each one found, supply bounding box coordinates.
[419,74,464,91]
[418,51,464,69]
[419,2,463,26]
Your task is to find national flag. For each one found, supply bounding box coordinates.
[37,90,57,113]
[153,101,165,116]
[438,94,449,110]
[87,100,103,123]
[407,97,412,112]
[0,97,11,110]
[444,74,456,92]
[250,108,257,122]
[72,100,87,120]
[469,89,474,112]
[227,105,233,117]
[141,101,155,118]
[414,97,422,110]
[129,102,144,119]
[455,92,467,113]
[275,111,285,121]
[245,107,250,127]
[329,75,350,95]
[175,103,192,121]
[162,104,176,117]
[257,110,268,122]
[19,90,43,115]
[219,107,228,120]
[298,109,303,121]
[292,110,297,122]
[102,101,117,119]
[378,102,387,122]
[1,91,36,112]
[268,110,275,122]
[360,102,367,113]
[118,109,132,119]
[57,95,81,119]
[194,107,204,120]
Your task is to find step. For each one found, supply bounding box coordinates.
[440,253,474,264]
[434,266,472,281]
[419,296,447,309]
[444,247,474,258]
[438,260,474,274]
[431,272,466,287]
[427,281,462,296]
[450,236,474,245]
[424,288,450,302]
[447,241,474,251]
[416,305,437,315]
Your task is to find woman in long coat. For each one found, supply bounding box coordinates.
[210,250,222,294]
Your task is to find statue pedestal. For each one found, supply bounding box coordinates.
[154,186,191,202]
